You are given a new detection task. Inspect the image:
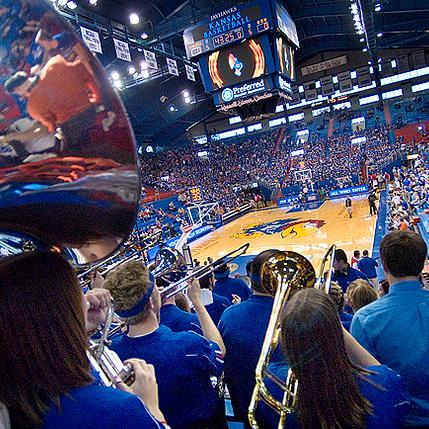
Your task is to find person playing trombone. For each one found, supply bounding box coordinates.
[256,288,409,429]
[104,260,227,429]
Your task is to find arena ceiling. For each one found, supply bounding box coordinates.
[62,0,429,144]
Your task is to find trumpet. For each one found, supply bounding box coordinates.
[248,245,336,429]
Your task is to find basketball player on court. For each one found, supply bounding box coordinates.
[345,196,353,218]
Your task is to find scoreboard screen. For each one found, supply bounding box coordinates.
[276,36,295,81]
[198,36,275,92]
[183,0,273,59]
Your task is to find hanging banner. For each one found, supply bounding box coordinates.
[144,50,158,70]
[166,58,179,76]
[301,55,348,76]
[80,27,102,54]
[185,64,195,81]
[113,38,131,62]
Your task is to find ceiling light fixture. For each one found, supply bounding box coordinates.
[129,13,140,25]
[66,1,77,9]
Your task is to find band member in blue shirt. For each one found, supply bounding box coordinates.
[257,289,409,429]
[213,263,251,302]
[156,273,203,334]
[160,296,202,334]
[218,250,283,425]
[0,252,167,429]
[357,249,379,287]
[104,261,226,429]
[351,230,429,427]
[332,249,369,292]
[199,272,233,325]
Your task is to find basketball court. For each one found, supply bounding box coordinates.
[191,197,376,270]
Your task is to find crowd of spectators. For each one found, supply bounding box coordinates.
[386,149,429,231]
[392,96,429,128]
[140,123,409,213]
[140,130,287,211]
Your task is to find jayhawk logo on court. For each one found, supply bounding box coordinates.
[232,218,326,239]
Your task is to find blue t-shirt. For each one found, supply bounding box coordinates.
[357,257,379,279]
[332,266,369,292]
[43,384,166,428]
[340,310,353,331]
[112,325,223,429]
[351,280,429,426]
[257,363,409,429]
[214,276,251,302]
[160,304,202,335]
[205,292,231,325]
[218,295,282,421]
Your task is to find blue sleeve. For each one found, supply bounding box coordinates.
[217,316,225,336]
[116,396,167,429]
[188,314,203,336]
[350,313,376,356]
[357,260,363,271]
[240,280,251,300]
[383,369,411,426]
[187,334,224,378]
[357,269,370,282]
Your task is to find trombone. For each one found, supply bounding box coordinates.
[156,243,251,300]
[248,245,336,429]
[87,241,250,384]
[88,304,134,388]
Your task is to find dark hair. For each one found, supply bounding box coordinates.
[380,230,427,277]
[249,249,279,294]
[4,71,28,93]
[246,260,253,276]
[363,250,369,257]
[280,289,372,429]
[199,272,214,290]
[334,249,348,264]
[213,263,229,275]
[379,279,390,295]
[36,29,53,42]
[0,252,92,428]
[353,250,360,258]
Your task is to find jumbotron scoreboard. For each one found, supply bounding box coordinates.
[183,0,299,114]
[183,2,274,58]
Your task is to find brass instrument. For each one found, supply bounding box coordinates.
[78,246,144,288]
[88,305,134,387]
[248,245,336,429]
[156,243,251,301]
[0,0,141,387]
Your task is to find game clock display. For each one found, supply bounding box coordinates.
[183,1,273,59]
[212,28,245,49]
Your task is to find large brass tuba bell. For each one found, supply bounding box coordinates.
[0,0,141,391]
[248,246,336,429]
[0,0,140,265]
